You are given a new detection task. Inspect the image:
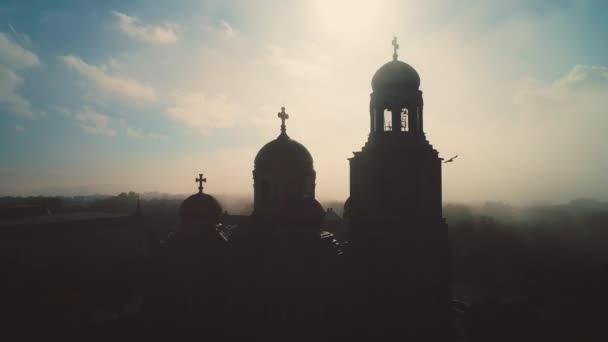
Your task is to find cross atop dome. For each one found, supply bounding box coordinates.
[196,173,206,194]
[392,36,399,61]
[278,106,289,137]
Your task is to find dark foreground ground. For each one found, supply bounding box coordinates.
[1,195,608,341]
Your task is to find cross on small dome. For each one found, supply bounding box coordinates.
[277,106,289,137]
[195,173,207,194]
[392,36,399,61]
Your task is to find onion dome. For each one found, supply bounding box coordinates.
[254,136,313,169]
[371,36,420,92]
[371,60,420,92]
[179,173,222,226]
[254,106,313,170]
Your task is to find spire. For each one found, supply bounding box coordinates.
[392,36,399,61]
[277,106,290,138]
[195,173,207,194]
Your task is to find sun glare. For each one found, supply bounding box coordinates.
[312,0,387,37]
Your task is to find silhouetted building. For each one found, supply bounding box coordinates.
[346,37,451,340]
[3,38,453,340]
[145,177,229,337]
[253,106,316,222]
[141,39,450,340]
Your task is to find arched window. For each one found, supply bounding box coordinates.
[401,108,408,132]
[384,110,392,131]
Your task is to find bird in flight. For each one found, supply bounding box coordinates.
[444,155,458,163]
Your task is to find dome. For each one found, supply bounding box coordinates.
[371,60,420,92]
[179,193,222,226]
[254,134,313,169]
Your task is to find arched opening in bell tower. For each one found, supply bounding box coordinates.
[383,110,392,131]
[401,108,408,132]
[383,108,409,132]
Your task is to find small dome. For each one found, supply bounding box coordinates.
[371,60,420,92]
[254,134,313,169]
[179,193,222,226]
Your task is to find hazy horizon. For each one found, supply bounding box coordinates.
[1,0,607,205]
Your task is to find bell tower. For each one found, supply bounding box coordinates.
[347,38,451,340]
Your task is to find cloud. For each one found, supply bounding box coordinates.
[62,55,156,105]
[126,126,167,140]
[126,126,145,139]
[265,43,327,81]
[8,24,33,46]
[0,31,39,69]
[68,106,116,136]
[554,65,608,90]
[0,31,39,117]
[59,106,167,139]
[509,65,608,201]
[166,92,238,134]
[112,11,179,44]
[514,65,608,119]
[0,65,33,117]
[207,20,235,40]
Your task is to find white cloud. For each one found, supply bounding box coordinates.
[0,31,39,117]
[0,65,33,117]
[514,65,608,118]
[0,31,39,70]
[167,92,238,134]
[265,43,327,81]
[60,106,168,139]
[62,55,156,105]
[126,126,167,140]
[112,11,179,44]
[207,20,235,40]
[126,126,145,139]
[69,106,116,136]
[554,65,608,90]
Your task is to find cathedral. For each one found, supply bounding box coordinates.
[144,38,451,341]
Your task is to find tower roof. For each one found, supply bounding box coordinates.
[255,136,313,168]
[254,106,313,169]
[179,174,222,226]
[371,36,420,92]
[371,60,420,92]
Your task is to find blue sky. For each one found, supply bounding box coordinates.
[1,0,607,203]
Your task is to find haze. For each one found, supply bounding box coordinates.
[1,0,607,205]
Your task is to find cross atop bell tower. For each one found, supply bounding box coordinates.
[195,173,206,194]
[392,36,399,61]
[277,106,289,137]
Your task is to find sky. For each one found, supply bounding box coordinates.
[0,0,607,204]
